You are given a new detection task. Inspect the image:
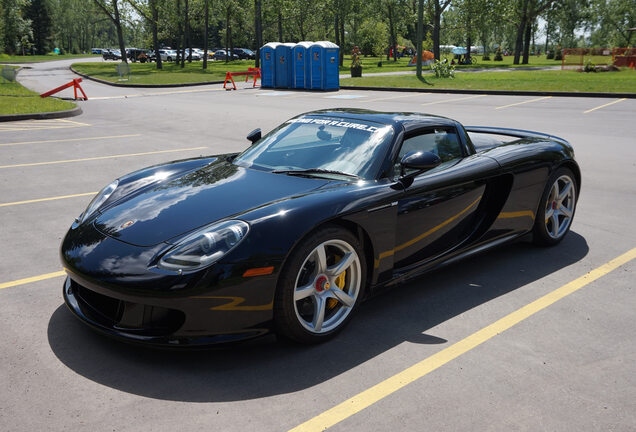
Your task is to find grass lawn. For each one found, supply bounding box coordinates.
[0,74,76,115]
[338,54,565,74]
[341,69,636,93]
[0,53,99,63]
[72,60,258,85]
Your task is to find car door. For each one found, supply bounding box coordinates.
[392,126,500,271]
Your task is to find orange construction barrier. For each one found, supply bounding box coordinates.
[223,68,261,90]
[40,78,87,100]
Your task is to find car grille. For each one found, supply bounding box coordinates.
[72,282,185,336]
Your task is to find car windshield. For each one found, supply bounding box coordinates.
[233,116,394,179]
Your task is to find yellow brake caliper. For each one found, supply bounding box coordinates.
[327,267,346,309]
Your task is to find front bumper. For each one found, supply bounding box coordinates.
[62,269,276,347]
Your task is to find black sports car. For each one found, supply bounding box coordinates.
[61,109,580,346]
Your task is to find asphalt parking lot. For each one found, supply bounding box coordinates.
[1,59,635,431]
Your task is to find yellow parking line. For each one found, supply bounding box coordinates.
[583,98,627,114]
[90,94,142,100]
[57,119,91,126]
[0,146,207,169]
[0,192,96,208]
[0,118,90,132]
[289,247,636,432]
[0,134,141,147]
[90,87,225,100]
[421,94,486,107]
[148,87,225,96]
[0,126,80,132]
[0,271,66,290]
[366,94,421,103]
[495,96,551,110]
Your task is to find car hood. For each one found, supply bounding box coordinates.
[94,161,330,247]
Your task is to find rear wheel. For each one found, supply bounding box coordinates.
[274,225,366,344]
[533,167,577,246]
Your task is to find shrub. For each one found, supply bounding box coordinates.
[482,53,491,61]
[583,59,596,72]
[493,47,503,61]
[430,59,455,78]
[554,49,562,61]
[546,50,554,59]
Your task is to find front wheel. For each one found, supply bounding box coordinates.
[274,225,366,344]
[533,167,578,246]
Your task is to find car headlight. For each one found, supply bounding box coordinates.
[157,220,249,272]
[79,180,118,224]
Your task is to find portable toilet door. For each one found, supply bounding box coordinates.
[309,44,323,89]
[292,42,312,89]
[324,45,339,90]
[314,41,339,90]
[260,42,280,88]
[274,43,294,88]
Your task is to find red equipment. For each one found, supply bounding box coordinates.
[223,68,261,90]
[40,78,88,100]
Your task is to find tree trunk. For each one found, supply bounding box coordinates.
[112,0,127,63]
[544,13,550,53]
[254,0,262,68]
[181,0,189,67]
[513,0,529,65]
[388,5,397,61]
[176,0,182,64]
[225,6,230,63]
[152,0,162,69]
[339,11,345,66]
[278,11,283,41]
[433,3,441,60]
[522,18,531,64]
[203,0,209,69]
[416,0,423,77]
[334,13,340,48]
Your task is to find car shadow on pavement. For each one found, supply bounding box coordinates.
[48,232,588,402]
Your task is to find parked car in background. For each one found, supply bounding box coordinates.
[91,48,103,55]
[183,49,201,61]
[158,49,177,62]
[232,48,255,60]
[126,48,151,63]
[212,49,240,61]
[102,49,121,60]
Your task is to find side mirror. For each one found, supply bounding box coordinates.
[400,151,441,172]
[247,128,261,144]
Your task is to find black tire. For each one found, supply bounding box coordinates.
[533,167,578,246]
[274,225,367,344]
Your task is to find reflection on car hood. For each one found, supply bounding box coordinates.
[94,161,329,246]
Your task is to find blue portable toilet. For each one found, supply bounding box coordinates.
[260,42,280,88]
[292,42,312,89]
[274,43,295,88]
[309,41,339,90]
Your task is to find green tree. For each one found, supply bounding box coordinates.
[26,0,53,54]
[2,0,32,55]
[589,0,635,47]
[358,19,388,55]
[93,0,128,62]
[127,0,163,68]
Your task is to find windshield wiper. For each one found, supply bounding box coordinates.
[272,168,361,179]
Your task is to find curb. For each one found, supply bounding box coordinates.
[339,85,636,99]
[0,105,82,122]
[0,67,82,122]
[70,66,224,88]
